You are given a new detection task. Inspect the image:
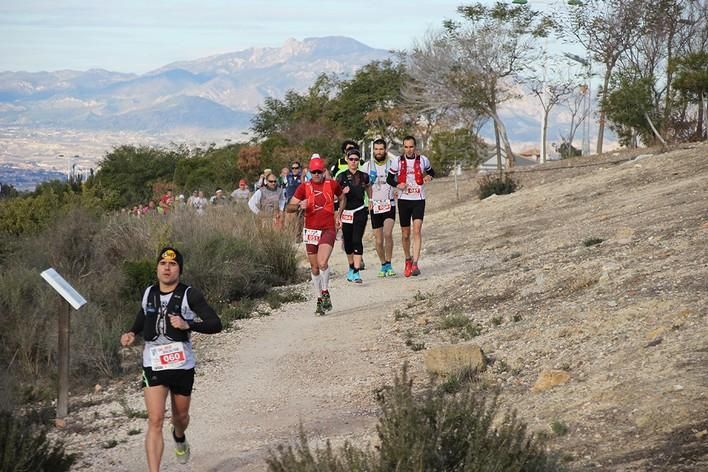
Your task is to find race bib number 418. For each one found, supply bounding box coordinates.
[373,200,392,214]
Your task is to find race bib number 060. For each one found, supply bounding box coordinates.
[150,342,187,371]
[303,228,322,244]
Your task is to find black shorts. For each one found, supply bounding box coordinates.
[142,367,195,396]
[370,206,396,229]
[397,199,425,227]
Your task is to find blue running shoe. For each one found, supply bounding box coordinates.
[347,267,354,282]
[352,271,362,284]
[385,264,397,277]
[378,264,387,277]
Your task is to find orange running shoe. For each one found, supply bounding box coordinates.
[404,258,413,277]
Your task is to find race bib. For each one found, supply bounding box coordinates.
[303,228,322,244]
[372,200,392,214]
[341,209,355,224]
[406,186,422,195]
[150,342,187,371]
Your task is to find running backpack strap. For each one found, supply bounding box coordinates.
[397,156,407,185]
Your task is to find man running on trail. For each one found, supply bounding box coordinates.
[361,138,397,277]
[336,147,371,284]
[386,135,435,277]
[287,155,343,315]
[120,247,222,471]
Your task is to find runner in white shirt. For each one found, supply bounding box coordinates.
[386,135,435,277]
[361,138,397,277]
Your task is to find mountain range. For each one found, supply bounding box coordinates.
[0,36,392,132]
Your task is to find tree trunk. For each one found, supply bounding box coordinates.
[698,91,706,140]
[541,108,550,163]
[494,122,502,175]
[488,108,514,169]
[645,112,667,150]
[596,70,611,155]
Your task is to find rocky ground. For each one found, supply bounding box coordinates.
[54,142,707,471]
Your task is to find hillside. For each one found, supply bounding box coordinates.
[56,143,707,471]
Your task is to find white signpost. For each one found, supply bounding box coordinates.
[40,268,87,426]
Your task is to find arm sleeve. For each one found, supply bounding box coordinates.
[129,308,145,336]
[186,288,223,334]
[423,156,436,177]
[248,190,261,214]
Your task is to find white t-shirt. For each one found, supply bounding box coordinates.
[361,158,396,204]
[388,155,432,201]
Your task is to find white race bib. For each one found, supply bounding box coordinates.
[372,200,392,214]
[341,209,355,224]
[406,186,422,195]
[150,342,187,371]
[302,228,322,244]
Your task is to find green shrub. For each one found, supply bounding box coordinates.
[582,237,604,247]
[122,260,156,299]
[268,367,563,472]
[0,204,298,405]
[0,411,75,472]
[478,174,519,200]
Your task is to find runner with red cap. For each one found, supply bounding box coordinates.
[286,154,343,315]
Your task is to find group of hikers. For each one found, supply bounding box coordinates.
[120,135,436,471]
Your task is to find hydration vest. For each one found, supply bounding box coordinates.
[142,283,190,342]
[398,155,424,185]
[304,179,335,215]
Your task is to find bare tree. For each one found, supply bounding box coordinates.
[403,4,547,172]
[559,84,590,153]
[528,73,574,162]
[561,0,645,154]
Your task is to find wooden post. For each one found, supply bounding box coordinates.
[56,304,70,422]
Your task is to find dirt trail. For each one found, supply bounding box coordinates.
[63,143,708,471]
[74,235,463,471]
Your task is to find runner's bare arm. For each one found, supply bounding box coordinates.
[286,196,303,213]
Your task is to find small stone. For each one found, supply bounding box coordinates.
[695,429,707,440]
[94,384,102,394]
[673,384,684,391]
[532,369,571,392]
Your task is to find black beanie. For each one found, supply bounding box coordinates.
[157,247,183,274]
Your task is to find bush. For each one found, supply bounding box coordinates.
[0,204,299,405]
[268,367,563,472]
[0,410,75,472]
[478,174,519,200]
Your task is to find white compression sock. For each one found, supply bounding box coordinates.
[311,272,322,298]
[320,267,330,291]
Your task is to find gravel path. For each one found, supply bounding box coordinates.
[73,234,461,471]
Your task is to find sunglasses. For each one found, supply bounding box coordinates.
[310,170,323,175]
[291,166,300,170]
[267,179,277,183]
[347,157,359,162]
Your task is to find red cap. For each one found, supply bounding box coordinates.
[309,157,325,172]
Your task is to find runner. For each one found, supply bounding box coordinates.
[386,135,435,277]
[361,138,397,277]
[336,147,371,284]
[287,155,343,315]
[120,247,222,472]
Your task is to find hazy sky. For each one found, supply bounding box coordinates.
[0,0,480,73]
